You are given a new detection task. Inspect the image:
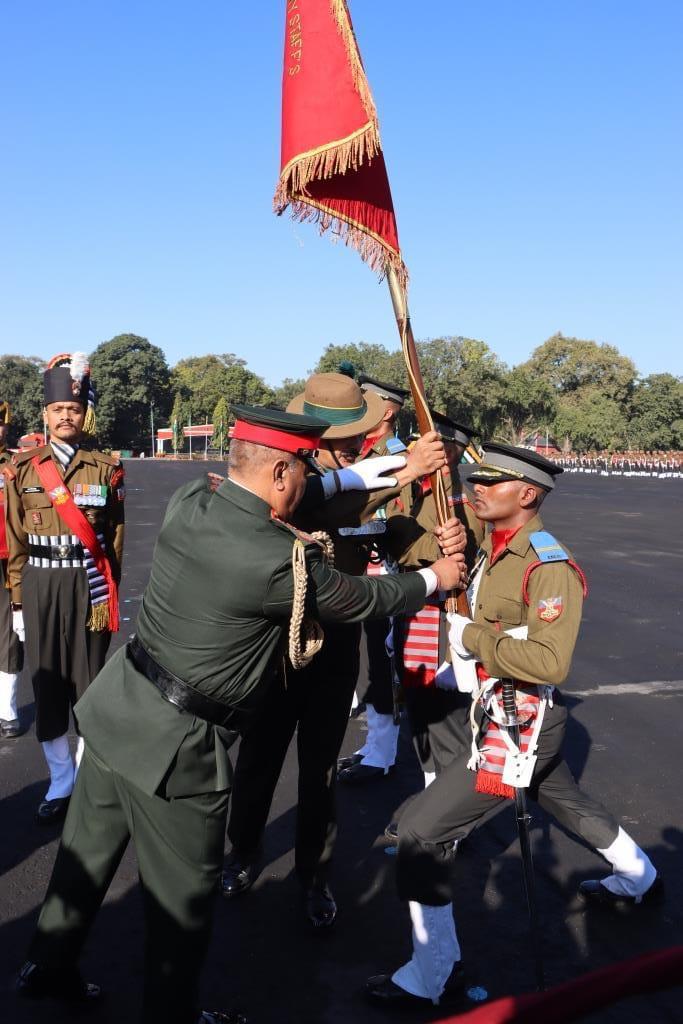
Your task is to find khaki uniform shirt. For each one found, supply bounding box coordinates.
[462,513,584,687]
[385,469,483,572]
[4,444,125,604]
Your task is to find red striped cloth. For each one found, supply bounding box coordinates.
[400,601,441,688]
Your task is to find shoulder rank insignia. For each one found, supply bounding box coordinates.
[529,530,568,563]
[386,436,407,455]
[537,596,563,622]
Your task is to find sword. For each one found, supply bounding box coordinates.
[501,678,546,992]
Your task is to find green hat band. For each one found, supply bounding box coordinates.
[303,399,368,426]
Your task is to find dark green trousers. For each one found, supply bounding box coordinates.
[29,746,229,1024]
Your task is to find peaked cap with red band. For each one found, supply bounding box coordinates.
[229,404,329,456]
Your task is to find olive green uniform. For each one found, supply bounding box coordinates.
[4,444,124,740]
[28,477,428,1022]
[386,470,483,775]
[227,472,402,882]
[395,513,620,904]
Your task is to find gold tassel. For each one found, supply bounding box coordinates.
[87,602,109,632]
[83,405,97,439]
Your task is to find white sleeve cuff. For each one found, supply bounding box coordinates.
[417,568,439,596]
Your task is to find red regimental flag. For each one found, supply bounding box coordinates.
[274,0,407,287]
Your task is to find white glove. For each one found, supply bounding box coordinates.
[447,611,473,658]
[12,609,25,643]
[321,455,407,498]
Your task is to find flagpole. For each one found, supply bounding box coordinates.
[387,266,470,616]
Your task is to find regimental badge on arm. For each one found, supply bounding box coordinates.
[537,596,563,622]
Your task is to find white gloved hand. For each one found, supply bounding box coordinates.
[321,455,407,498]
[447,611,473,658]
[12,609,25,643]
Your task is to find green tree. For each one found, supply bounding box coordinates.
[212,396,229,458]
[171,354,274,422]
[170,393,186,454]
[626,373,683,449]
[0,355,45,443]
[499,366,557,444]
[89,334,172,450]
[524,333,636,403]
[415,336,507,439]
[271,377,307,409]
[314,341,406,384]
[554,390,627,452]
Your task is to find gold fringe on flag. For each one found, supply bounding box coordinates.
[284,194,407,288]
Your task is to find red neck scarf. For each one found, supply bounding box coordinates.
[490,525,522,565]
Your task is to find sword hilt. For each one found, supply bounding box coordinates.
[501,678,520,729]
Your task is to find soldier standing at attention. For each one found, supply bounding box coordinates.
[4,353,125,824]
[17,405,466,1024]
[337,373,411,785]
[367,444,660,1009]
[0,399,25,738]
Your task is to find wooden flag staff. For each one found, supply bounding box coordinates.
[386,266,471,615]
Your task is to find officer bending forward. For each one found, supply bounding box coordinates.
[17,406,466,1024]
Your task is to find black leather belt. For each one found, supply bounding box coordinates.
[29,542,85,561]
[127,635,245,730]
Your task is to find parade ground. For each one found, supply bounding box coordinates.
[1,461,681,1024]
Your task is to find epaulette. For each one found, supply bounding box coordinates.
[89,449,120,467]
[523,530,588,604]
[385,436,407,455]
[13,445,49,466]
[528,530,569,563]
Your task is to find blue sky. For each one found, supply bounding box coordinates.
[2,1,681,384]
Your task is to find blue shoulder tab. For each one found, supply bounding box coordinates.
[386,436,407,454]
[529,530,568,563]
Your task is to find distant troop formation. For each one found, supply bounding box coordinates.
[1,363,664,1024]
[551,452,682,477]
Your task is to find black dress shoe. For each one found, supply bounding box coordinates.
[578,874,663,908]
[338,762,391,785]
[198,1011,248,1024]
[337,752,363,772]
[366,962,465,1006]
[384,821,399,844]
[35,796,70,826]
[1,718,24,738]
[17,961,102,1002]
[303,881,337,929]
[220,859,257,898]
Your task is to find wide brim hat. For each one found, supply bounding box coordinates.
[287,372,385,440]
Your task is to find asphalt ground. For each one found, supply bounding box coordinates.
[1,461,681,1023]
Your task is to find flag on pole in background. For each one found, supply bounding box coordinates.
[274,0,407,288]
